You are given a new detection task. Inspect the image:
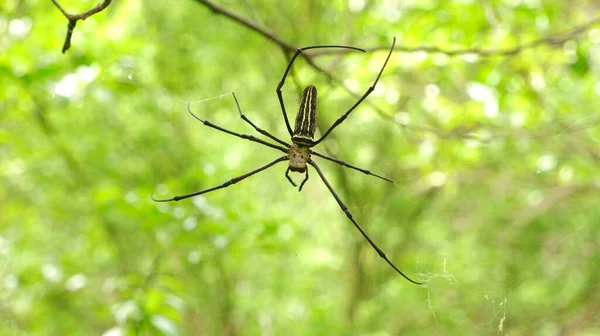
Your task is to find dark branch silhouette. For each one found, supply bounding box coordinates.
[51,0,112,53]
[312,16,600,57]
[191,0,354,85]
[192,0,600,58]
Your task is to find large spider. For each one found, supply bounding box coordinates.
[152,37,421,285]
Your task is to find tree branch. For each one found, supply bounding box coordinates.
[190,0,351,83]
[192,0,295,52]
[312,16,600,57]
[51,0,112,53]
[193,0,600,59]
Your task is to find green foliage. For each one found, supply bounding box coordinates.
[2,0,600,334]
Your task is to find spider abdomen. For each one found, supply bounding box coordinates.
[292,85,317,146]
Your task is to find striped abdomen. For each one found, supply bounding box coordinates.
[292,85,317,146]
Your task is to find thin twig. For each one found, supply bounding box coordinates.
[191,0,338,80]
[193,0,600,59]
[51,0,112,53]
[192,0,295,51]
[312,16,600,57]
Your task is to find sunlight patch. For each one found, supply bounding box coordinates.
[467,81,498,118]
[113,300,141,324]
[286,298,307,320]
[537,154,556,172]
[54,65,100,99]
[589,28,600,43]
[348,0,366,12]
[558,166,574,183]
[510,111,526,127]
[277,224,295,241]
[225,151,242,169]
[125,191,138,204]
[102,277,118,293]
[151,315,178,335]
[432,53,449,66]
[529,72,546,91]
[65,273,87,291]
[356,145,375,165]
[8,17,31,38]
[182,217,197,231]
[419,139,436,159]
[155,230,171,246]
[203,163,216,176]
[173,206,185,219]
[187,250,202,264]
[385,87,400,104]
[102,326,124,336]
[526,190,544,206]
[461,53,479,63]
[394,111,410,125]
[428,171,447,187]
[213,235,229,249]
[343,78,360,92]
[42,263,63,283]
[192,196,224,219]
[425,84,440,98]
[55,74,78,97]
[373,82,386,97]
[4,274,18,290]
[305,248,341,268]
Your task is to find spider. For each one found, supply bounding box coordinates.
[152,37,422,285]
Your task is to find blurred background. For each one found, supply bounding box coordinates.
[2,0,600,335]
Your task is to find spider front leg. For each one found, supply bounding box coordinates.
[276,45,365,137]
[312,37,396,146]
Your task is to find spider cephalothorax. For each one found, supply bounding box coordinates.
[152,37,422,285]
[288,143,310,173]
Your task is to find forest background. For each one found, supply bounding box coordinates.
[2,0,600,335]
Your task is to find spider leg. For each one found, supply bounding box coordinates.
[276,45,365,137]
[285,167,297,187]
[310,150,394,183]
[186,103,288,154]
[230,92,290,147]
[308,159,422,285]
[312,37,396,146]
[152,156,289,202]
[298,168,309,191]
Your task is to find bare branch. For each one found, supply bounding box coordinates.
[312,16,600,58]
[192,0,600,59]
[191,0,393,115]
[51,0,112,53]
[191,0,296,52]
[191,0,343,81]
